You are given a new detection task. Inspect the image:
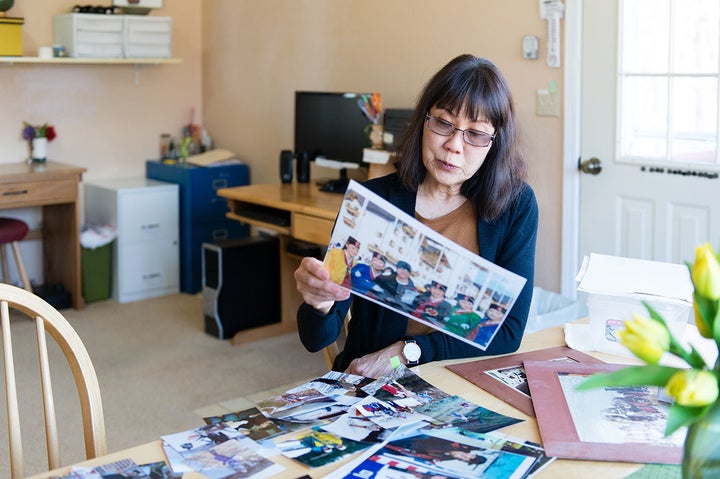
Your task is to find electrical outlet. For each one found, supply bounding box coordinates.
[536,89,560,117]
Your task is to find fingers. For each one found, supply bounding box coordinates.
[294,257,350,310]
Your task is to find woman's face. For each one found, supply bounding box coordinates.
[421,106,495,191]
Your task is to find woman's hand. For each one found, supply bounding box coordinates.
[345,341,405,378]
[294,257,351,314]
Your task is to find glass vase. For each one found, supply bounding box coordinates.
[683,399,720,478]
[31,137,48,164]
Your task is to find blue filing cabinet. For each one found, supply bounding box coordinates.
[146,160,250,294]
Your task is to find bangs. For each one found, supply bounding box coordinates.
[433,68,505,127]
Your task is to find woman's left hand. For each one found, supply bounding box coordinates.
[344,341,405,378]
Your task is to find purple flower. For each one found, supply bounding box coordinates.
[22,125,35,141]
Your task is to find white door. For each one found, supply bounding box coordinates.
[579,0,720,266]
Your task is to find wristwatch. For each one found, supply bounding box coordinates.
[402,340,421,366]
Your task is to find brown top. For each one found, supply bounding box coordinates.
[407,200,479,336]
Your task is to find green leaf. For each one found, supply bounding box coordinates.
[576,365,680,390]
[665,403,708,436]
[644,302,671,330]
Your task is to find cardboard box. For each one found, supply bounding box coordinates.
[0,16,23,56]
[576,253,693,357]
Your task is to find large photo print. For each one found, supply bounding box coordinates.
[324,180,526,351]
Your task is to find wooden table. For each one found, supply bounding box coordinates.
[216,183,343,345]
[28,324,644,479]
[0,161,86,309]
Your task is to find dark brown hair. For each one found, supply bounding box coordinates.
[395,54,527,221]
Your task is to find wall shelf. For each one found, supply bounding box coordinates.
[0,56,182,65]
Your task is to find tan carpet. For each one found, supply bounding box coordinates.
[0,293,328,478]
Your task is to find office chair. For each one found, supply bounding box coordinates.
[0,218,32,292]
[1,283,106,479]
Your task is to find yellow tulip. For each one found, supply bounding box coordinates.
[618,314,670,364]
[693,298,714,339]
[691,243,720,300]
[664,370,719,407]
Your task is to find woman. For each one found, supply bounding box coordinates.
[294,54,538,378]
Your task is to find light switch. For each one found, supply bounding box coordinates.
[536,89,560,117]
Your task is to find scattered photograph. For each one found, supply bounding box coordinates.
[203,407,286,441]
[416,395,523,432]
[275,426,370,468]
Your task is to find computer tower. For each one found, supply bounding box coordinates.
[202,235,281,339]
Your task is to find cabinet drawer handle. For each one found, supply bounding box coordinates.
[212,179,228,189]
[141,223,160,230]
[2,189,29,196]
[142,273,161,280]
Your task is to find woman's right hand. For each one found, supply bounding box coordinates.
[294,257,351,314]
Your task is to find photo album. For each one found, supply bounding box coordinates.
[324,180,526,350]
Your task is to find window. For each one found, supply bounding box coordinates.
[619,0,720,167]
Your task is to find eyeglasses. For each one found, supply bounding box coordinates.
[425,115,495,147]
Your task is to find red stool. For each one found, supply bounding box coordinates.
[0,218,32,291]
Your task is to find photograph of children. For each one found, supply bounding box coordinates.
[275,426,370,468]
[354,395,433,430]
[321,410,391,443]
[325,181,526,352]
[362,366,449,405]
[161,423,245,453]
[181,436,282,479]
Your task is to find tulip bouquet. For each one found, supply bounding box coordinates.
[578,243,720,436]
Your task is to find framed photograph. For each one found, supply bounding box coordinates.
[524,360,684,464]
[446,346,604,417]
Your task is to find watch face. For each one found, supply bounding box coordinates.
[403,341,421,362]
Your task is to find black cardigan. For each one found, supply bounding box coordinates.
[297,173,539,371]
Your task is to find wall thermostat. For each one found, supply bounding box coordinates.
[522,35,539,59]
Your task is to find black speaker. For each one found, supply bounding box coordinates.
[202,235,281,339]
[279,149,293,183]
[296,151,310,183]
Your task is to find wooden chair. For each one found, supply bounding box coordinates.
[1,283,106,479]
[323,310,351,370]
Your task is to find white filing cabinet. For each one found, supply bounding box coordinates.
[85,178,179,303]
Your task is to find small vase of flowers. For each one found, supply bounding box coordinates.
[578,243,720,478]
[22,122,57,164]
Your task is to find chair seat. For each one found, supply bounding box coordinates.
[0,218,29,244]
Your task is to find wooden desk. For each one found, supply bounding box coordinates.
[27,324,643,479]
[216,183,343,345]
[0,161,86,309]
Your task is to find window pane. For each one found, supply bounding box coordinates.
[672,0,719,74]
[670,77,717,163]
[622,0,670,73]
[620,76,669,160]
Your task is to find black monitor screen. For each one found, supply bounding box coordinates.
[294,91,372,165]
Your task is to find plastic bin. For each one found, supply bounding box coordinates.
[80,224,117,303]
[82,243,112,303]
[525,287,586,333]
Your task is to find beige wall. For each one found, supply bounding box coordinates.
[0,0,202,183]
[202,0,564,291]
[2,0,563,292]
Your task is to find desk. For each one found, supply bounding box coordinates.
[0,161,86,309]
[28,324,643,479]
[216,183,343,345]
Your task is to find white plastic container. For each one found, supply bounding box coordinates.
[577,253,693,358]
[123,16,172,58]
[53,13,124,58]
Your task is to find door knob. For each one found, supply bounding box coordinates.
[578,157,602,175]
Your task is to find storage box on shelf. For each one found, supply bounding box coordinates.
[54,13,124,58]
[0,16,23,56]
[123,15,171,58]
[53,13,171,59]
[85,178,179,303]
[145,160,249,294]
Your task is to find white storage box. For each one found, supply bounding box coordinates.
[53,13,124,58]
[576,253,693,358]
[123,16,171,58]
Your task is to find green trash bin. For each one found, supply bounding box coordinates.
[82,243,112,303]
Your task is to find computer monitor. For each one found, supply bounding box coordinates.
[294,91,373,193]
